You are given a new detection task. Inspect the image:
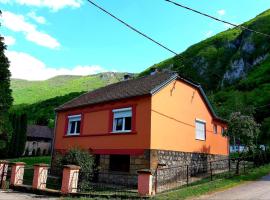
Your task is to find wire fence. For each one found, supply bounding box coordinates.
[77,171,138,197]
[154,155,267,193]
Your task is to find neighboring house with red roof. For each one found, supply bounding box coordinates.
[52,72,228,185]
[24,125,53,156]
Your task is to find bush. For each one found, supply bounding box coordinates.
[61,148,95,191]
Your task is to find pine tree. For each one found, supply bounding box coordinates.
[0,12,13,156]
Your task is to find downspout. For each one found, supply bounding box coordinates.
[50,111,58,169]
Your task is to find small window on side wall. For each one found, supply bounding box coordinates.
[221,127,225,135]
[213,124,217,134]
[195,120,206,140]
[67,115,81,135]
[112,107,132,133]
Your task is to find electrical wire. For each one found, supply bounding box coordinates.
[165,0,270,38]
[85,0,178,55]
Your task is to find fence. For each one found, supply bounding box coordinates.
[154,156,263,193]
[78,171,138,197]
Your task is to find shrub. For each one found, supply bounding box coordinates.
[61,148,95,191]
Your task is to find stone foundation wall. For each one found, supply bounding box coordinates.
[150,149,228,170]
[98,150,150,186]
[150,149,229,192]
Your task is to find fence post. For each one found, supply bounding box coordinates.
[228,158,231,172]
[0,160,9,189]
[210,161,213,181]
[61,165,80,194]
[32,164,49,190]
[186,165,189,186]
[137,169,154,197]
[10,162,25,187]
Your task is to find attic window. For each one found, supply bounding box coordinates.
[67,115,81,136]
[112,107,132,133]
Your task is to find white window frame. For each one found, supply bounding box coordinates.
[67,114,81,136]
[195,119,206,141]
[112,107,132,133]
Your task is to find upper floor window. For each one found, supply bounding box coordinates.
[112,107,132,133]
[213,124,217,134]
[195,119,206,141]
[67,115,81,135]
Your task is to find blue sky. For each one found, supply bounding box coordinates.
[1,0,270,80]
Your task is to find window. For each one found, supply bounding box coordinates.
[112,107,132,133]
[109,155,130,172]
[195,120,206,140]
[67,115,81,135]
[213,124,217,134]
[221,127,225,134]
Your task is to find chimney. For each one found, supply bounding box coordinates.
[123,74,131,81]
[150,67,159,75]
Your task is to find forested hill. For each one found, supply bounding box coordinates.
[140,9,270,131]
[11,72,126,105]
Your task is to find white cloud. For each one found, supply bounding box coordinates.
[27,11,46,24]
[13,0,83,11]
[5,50,106,80]
[205,30,213,37]
[217,9,226,16]
[1,11,60,49]
[3,35,16,46]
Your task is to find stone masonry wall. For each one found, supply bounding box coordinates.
[98,150,150,186]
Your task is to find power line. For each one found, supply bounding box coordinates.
[165,0,270,38]
[85,0,178,55]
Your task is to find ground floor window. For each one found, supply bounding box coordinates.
[109,155,130,172]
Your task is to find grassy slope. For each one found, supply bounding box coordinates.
[140,9,270,124]
[11,72,125,105]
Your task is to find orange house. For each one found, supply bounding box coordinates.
[53,72,228,184]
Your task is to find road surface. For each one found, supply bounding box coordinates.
[0,190,60,200]
[195,173,270,200]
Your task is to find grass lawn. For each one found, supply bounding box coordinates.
[7,156,51,167]
[154,164,270,200]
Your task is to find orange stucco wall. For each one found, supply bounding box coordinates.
[150,80,229,155]
[54,96,152,151]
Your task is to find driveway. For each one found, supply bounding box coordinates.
[194,173,270,200]
[0,190,60,200]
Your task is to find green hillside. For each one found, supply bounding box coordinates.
[11,72,126,105]
[140,9,270,128]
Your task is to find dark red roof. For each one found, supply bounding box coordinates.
[56,72,177,111]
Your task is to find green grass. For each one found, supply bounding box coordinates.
[7,156,51,167]
[154,164,270,200]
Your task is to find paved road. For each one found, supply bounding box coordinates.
[195,173,270,200]
[0,190,60,200]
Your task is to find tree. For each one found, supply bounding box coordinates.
[223,112,260,174]
[8,113,27,157]
[0,12,13,157]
